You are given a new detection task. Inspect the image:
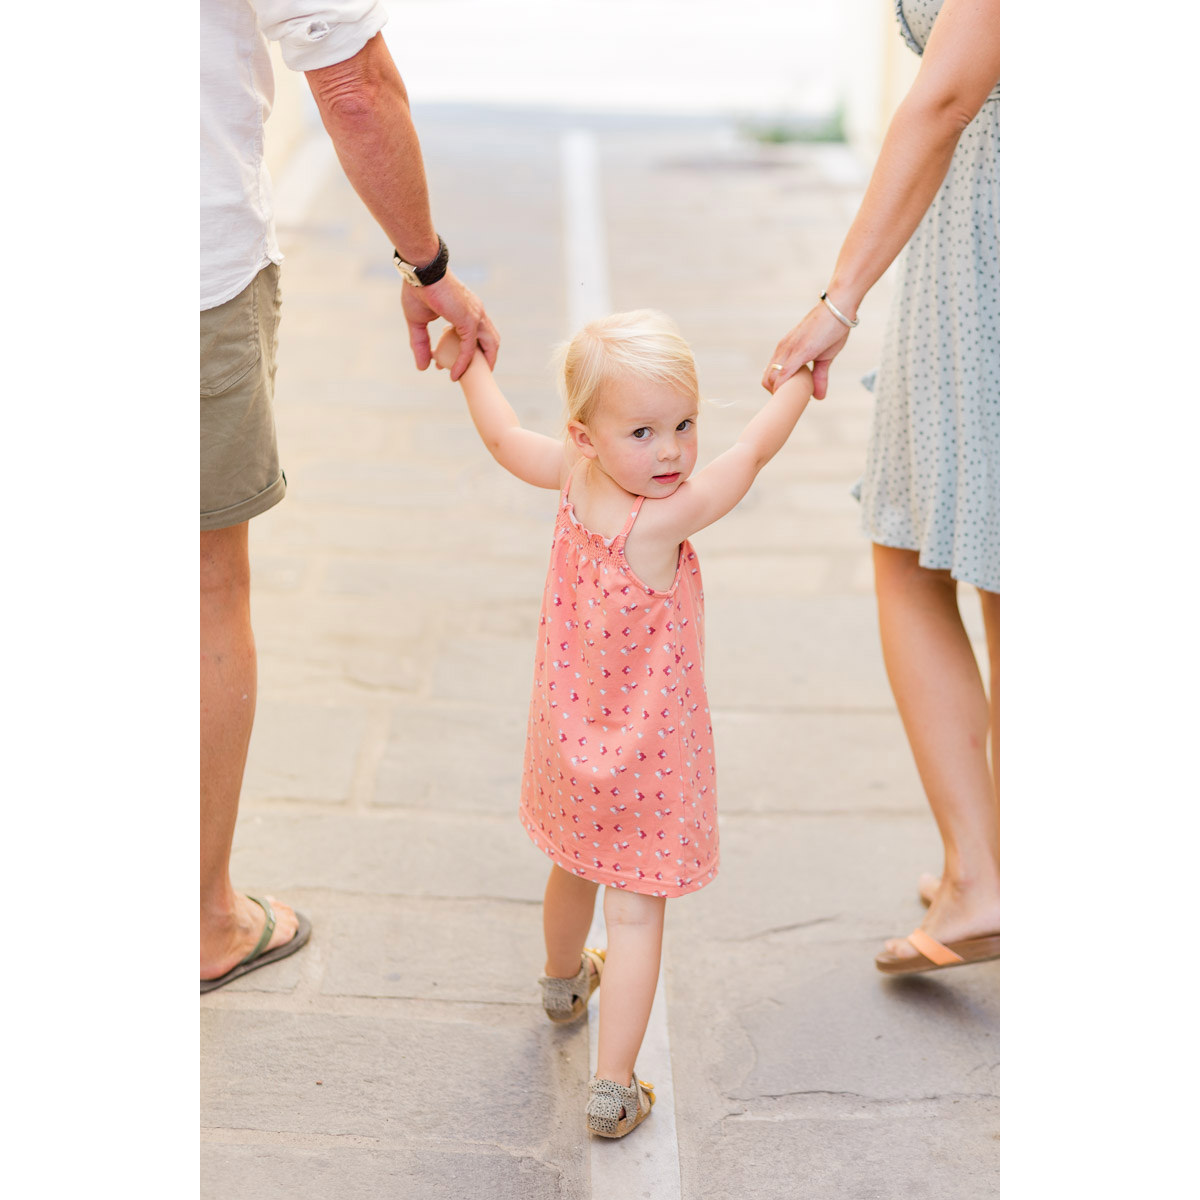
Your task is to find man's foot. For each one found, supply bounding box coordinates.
[201,892,301,983]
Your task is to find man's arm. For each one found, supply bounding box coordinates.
[302,33,498,380]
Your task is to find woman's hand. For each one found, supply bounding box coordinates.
[762,302,850,398]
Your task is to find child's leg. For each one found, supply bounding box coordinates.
[543,865,600,977]
[595,888,667,1086]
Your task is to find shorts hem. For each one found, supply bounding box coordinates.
[200,473,286,531]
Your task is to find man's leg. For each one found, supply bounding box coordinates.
[200,521,297,980]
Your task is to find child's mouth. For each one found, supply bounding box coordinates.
[654,472,680,484]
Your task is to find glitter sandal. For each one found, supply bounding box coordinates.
[586,1072,656,1138]
[539,947,605,1023]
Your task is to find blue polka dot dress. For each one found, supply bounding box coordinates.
[857,0,1000,593]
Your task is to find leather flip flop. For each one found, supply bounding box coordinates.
[200,895,312,994]
[875,927,1000,976]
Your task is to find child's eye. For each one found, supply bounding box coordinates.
[676,419,693,433]
[632,427,651,440]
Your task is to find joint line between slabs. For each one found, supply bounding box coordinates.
[561,129,611,332]
[564,126,682,1198]
[585,906,682,1198]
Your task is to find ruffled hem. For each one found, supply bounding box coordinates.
[520,812,718,898]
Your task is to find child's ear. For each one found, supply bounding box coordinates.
[568,421,598,459]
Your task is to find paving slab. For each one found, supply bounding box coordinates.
[705,594,897,710]
[242,701,369,804]
[203,105,1000,1199]
[709,710,925,815]
[201,1141,584,1200]
[372,702,530,811]
[201,1007,585,1149]
[681,1107,999,1200]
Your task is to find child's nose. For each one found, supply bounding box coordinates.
[658,439,679,461]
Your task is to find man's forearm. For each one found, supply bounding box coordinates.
[304,33,439,266]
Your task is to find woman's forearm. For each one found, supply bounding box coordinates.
[825,94,965,314]
[824,0,999,317]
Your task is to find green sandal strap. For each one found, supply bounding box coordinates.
[239,895,276,966]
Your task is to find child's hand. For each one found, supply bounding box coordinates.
[433,327,463,372]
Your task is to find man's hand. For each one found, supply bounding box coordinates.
[433,327,463,372]
[402,271,499,382]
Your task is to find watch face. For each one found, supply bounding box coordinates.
[393,253,421,286]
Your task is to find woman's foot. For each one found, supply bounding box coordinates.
[539,947,605,1023]
[918,872,941,907]
[877,877,999,971]
[586,1073,655,1137]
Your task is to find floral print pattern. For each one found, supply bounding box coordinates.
[519,483,718,897]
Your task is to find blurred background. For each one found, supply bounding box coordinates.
[264,0,919,181]
[198,6,1005,1197]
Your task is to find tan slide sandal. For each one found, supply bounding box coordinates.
[875,927,1000,975]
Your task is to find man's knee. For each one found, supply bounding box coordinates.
[201,523,251,600]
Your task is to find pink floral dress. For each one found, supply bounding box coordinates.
[519,478,719,897]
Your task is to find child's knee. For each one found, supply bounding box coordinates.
[603,887,666,930]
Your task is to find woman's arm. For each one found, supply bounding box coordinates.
[643,369,814,544]
[763,0,999,397]
[434,332,566,490]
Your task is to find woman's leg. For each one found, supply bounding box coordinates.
[980,587,1000,799]
[916,585,1001,907]
[543,865,600,978]
[872,544,1000,958]
[595,889,666,1087]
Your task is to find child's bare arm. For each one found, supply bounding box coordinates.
[648,369,814,541]
[434,330,566,489]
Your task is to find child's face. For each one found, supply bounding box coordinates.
[574,374,699,498]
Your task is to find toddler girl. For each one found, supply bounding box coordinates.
[434,311,812,1139]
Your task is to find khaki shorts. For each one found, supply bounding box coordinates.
[200,263,286,530]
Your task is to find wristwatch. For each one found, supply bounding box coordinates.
[393,235,449,287]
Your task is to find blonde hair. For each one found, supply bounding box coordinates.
[555,309,699,428]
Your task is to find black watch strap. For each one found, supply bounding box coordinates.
[393,235,449,286]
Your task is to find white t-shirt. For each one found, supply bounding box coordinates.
[200,0,388,310]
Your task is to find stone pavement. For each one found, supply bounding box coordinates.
[200,106,998,1199]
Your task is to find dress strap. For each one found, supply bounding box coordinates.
[612,496,645,548]
[561,458,587,506]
